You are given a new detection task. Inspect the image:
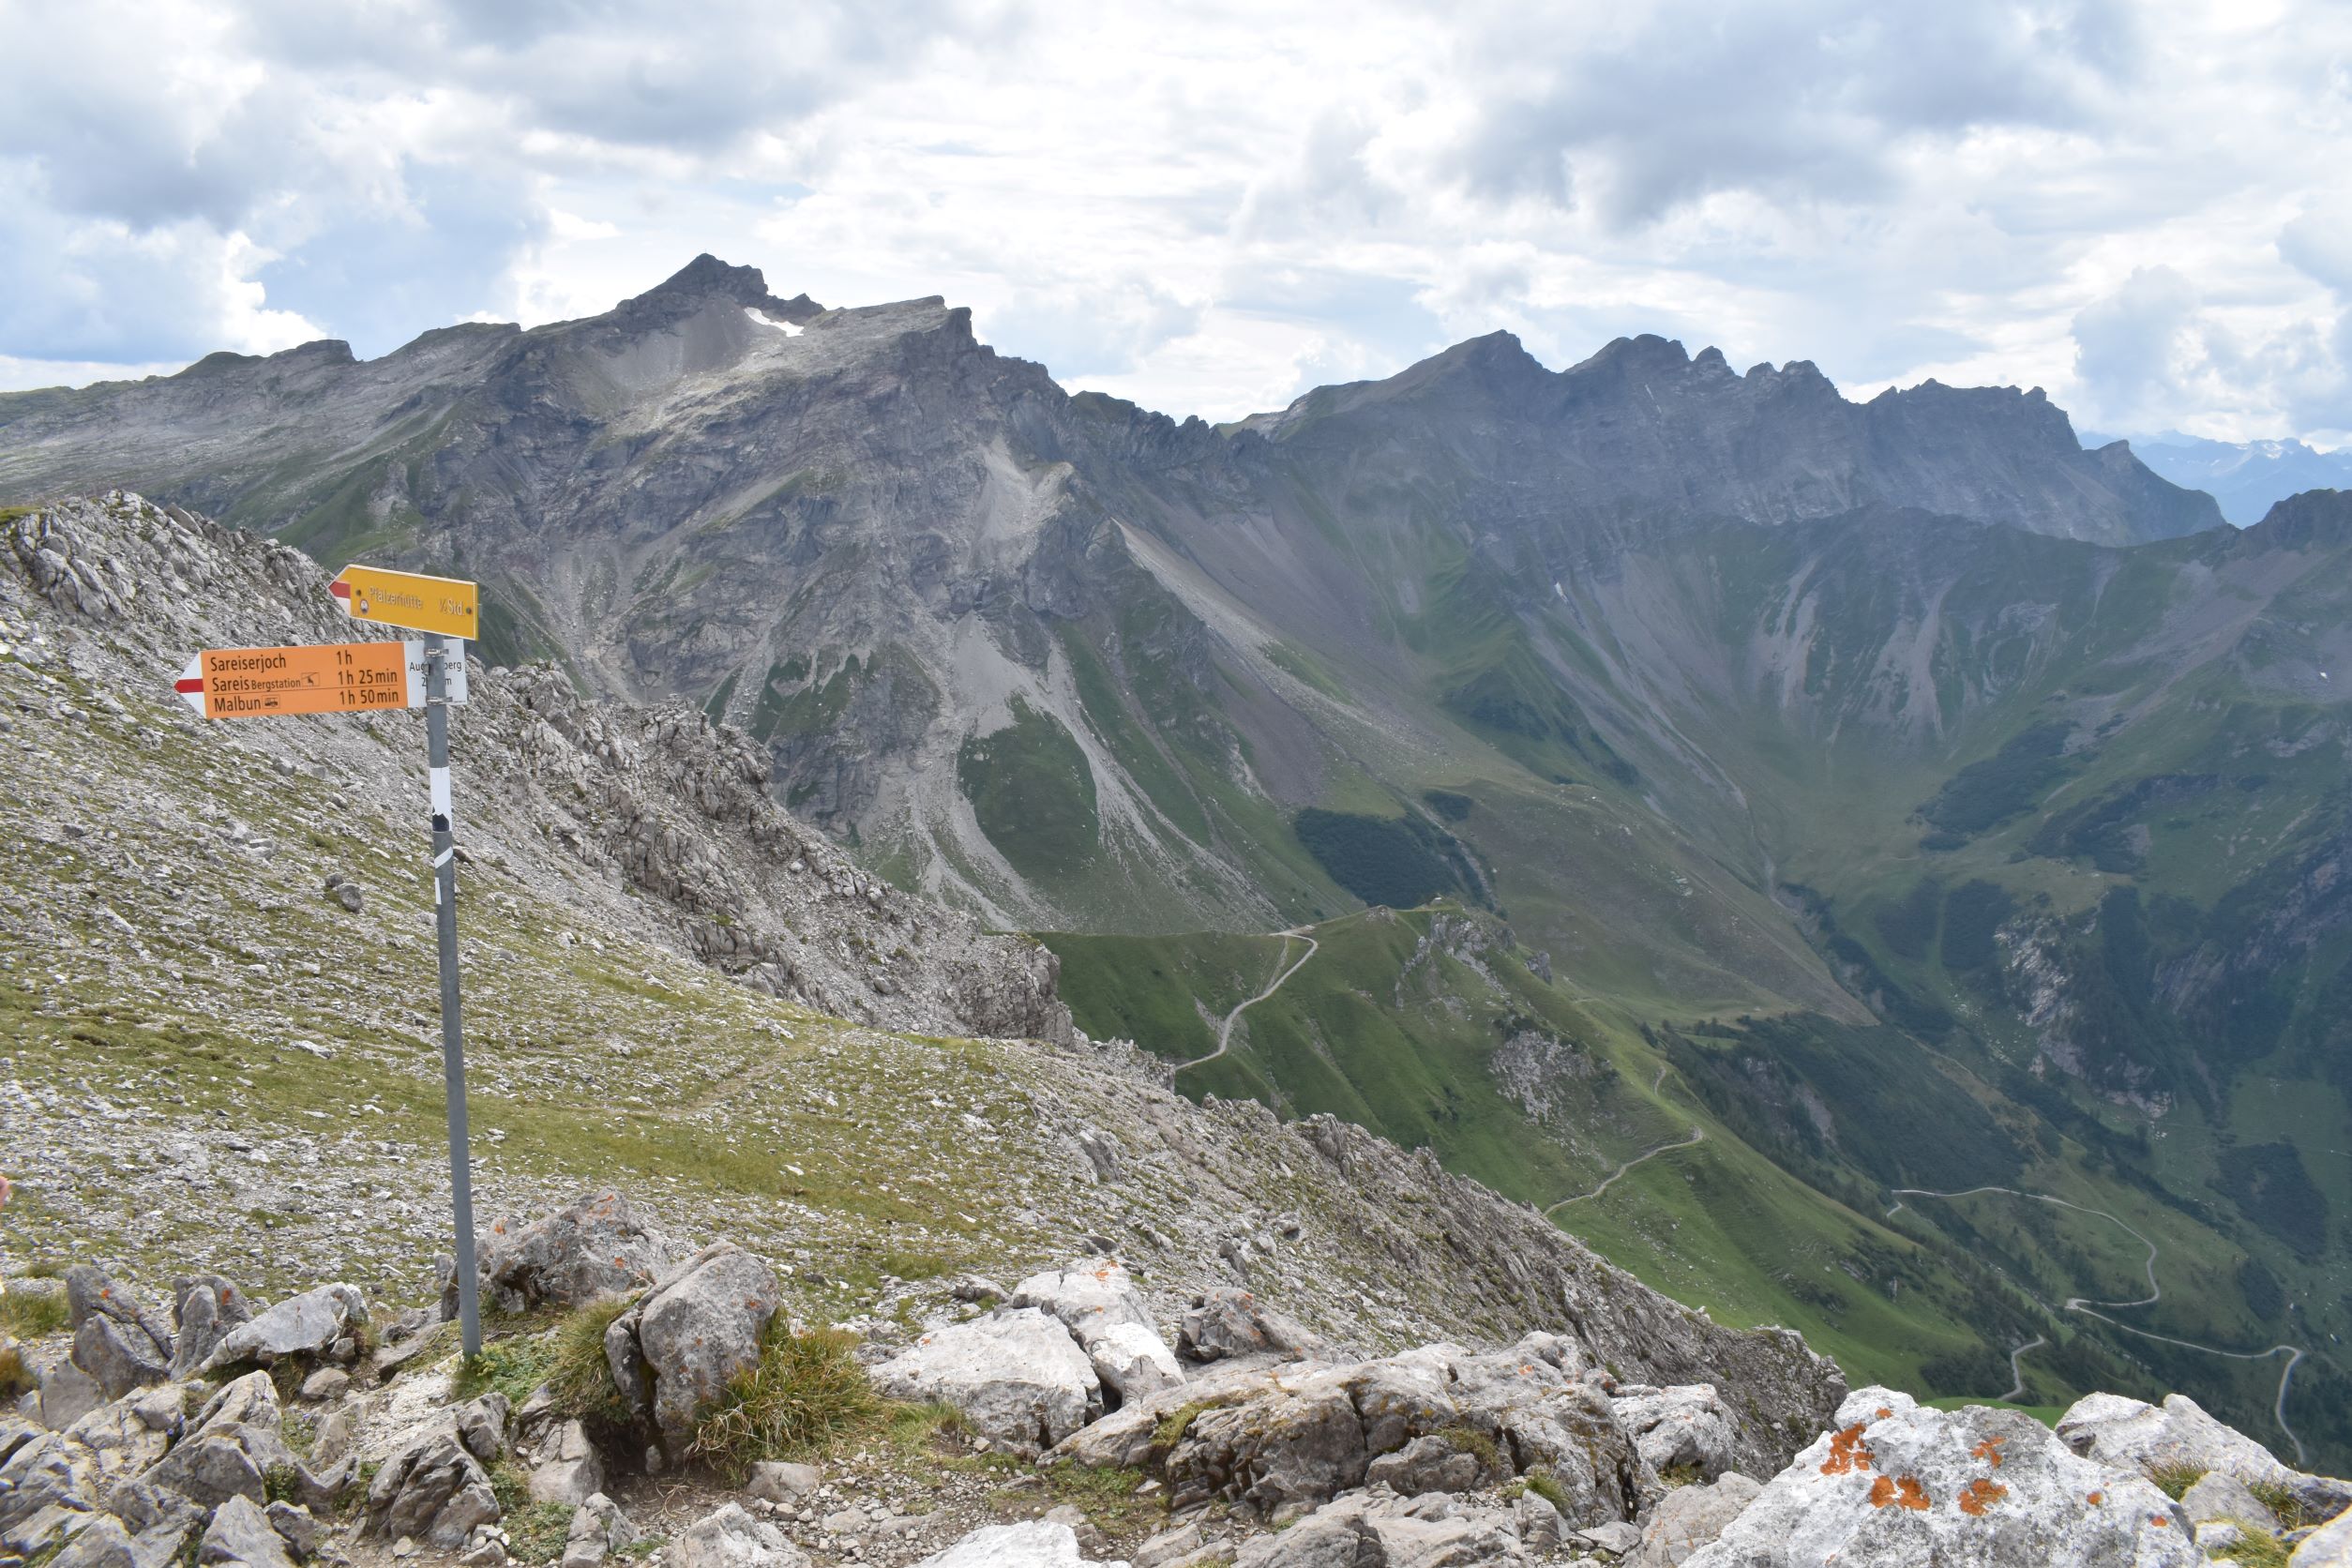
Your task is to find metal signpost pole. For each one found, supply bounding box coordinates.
[424,630,481,1357]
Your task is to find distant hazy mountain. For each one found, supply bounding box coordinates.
[2083,428,2352,524]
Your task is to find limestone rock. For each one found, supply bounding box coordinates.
[2056,1392,2352,1518]
[1178,1289,1328,1364]
[75,1316,171,1401]
[1614,1385,1739,1481]
[1365,1432,1494,1495]
[528,1421,604,1507]
[2179,1470,2280,1530]
[39,1360,105,1432]
[2290,1505,2352,1565]
[563,1493,639,1568]
[169,1276,253,1380]
[453,1192,674,1319]
[64,1269,173,1369]
[604,1243,779,1441]
[201,1495,296,1568]
[915,1519,1127,1568]
[367,1431,502,1549]
[668,1501,807,1568]
[746,1462,822,1505]
[266,1500,323,1560]
[1684,1387,2196,1567]
[1635,1472,1761,1567]
[1012,1260,1184,1402]
[200,1285,366,1372]
[871,1308,1101,1455]
[1237,1491,1526,1568]
[49,1515,138,1568]
[142,1435,264,1511]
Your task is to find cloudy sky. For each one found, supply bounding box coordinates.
[3,0,2348,442]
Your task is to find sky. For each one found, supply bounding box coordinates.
[3,0,2349,443]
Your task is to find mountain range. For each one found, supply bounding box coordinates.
[4,256,2346,1468]
[2087,429,2352,525]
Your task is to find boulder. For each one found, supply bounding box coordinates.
[668,1501,807,1568]
[746,1461,822,1505]
[1011,1261,1184,1404]
[1635,1472,1761,1567]
[1178,1289,1329,1364]
[200,1285,367,1373]
[367,1430,502,1549]
[169,1276,253,1380]
[75,1317,171,1400]
[1515,1493,1563,1554]
[529,1420,605,1507]
[2179,1469,2280,1530]
[1056,1340,1650,1525]
[563,1493,639,1568]
[2056,1391,2352,1519]
[1236,1491,1527,1568]
[1576,1520,1644,1557]
[916,1519,1126,1568]
[201,1494,296,1568]
[604,1243,779,1441]
[39,1359,105,1431]
[1614,1385,1740,1481]
[64,1269,173,1368]
[871,1308,1101,1455]
[142,1436,264,1511]
[2291,1505,2352,1565]
[0,1430,98,1554]
[266,1500,323,1560]
[1683,1387,2197,1567]
[49,1515,138,1568]
[1364,1432,1494,1495]
[63,1386,182,1482]
[454,1191,674,1319]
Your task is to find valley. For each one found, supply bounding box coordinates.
[4,259,2348,1473]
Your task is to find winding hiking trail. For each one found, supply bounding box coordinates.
[1546,1064,1705,1214]
[1893,1184,2311,1464]
[2001,1335,2047,1404]
[1172,927,1320,1074]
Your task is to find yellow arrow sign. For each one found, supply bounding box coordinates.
[331,564,479,641]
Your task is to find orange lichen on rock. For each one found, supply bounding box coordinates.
[1970,1437,2007,1468]
[2151,1515,2169,1528]
[2087,1491,2103,1505]
[1958,1479,2009,1516]
[1820,1425,1876,1475]
[1869,1475,1931,1510]
[1876,1407,1892,1419]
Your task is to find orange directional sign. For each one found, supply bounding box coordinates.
[330,564,478,641]
[175,641,414,718]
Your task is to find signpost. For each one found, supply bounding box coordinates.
[330,565,480,641]
[174,574,486,1357]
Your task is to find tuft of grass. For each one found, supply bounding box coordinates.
[885,1400,966,1453]
[2219,1522,2291,1568]
[1521,1468,1574,1516]
[0,1290,69,1338]
[545,1297,634,1425]
[0,1344,33,1400]
[455,1337,557,1411]
[686,1322,881,1482]
[1435,1425,1501,1475]
[1153,1396,1240,1452]
[2148,1463,2206,1501]
[486,1461,574,1563]
[2245,1481,2312,1531]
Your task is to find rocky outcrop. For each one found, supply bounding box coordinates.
[452,1190,674,1319]
[198,1284,365,1372]
[872,1309,1104,1455]
[2056,1391,2352,1518]
[1056,1334,1654,1527]
[1636,1471,1762,1567]
[1010,1261,1184,1405]
[605,1244,781,1443]
[668,1501,807,1568]
[1684,1387,2197,1567]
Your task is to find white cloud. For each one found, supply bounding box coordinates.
[2,0,2348,439]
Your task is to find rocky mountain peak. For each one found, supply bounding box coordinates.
[611,252,824,332]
